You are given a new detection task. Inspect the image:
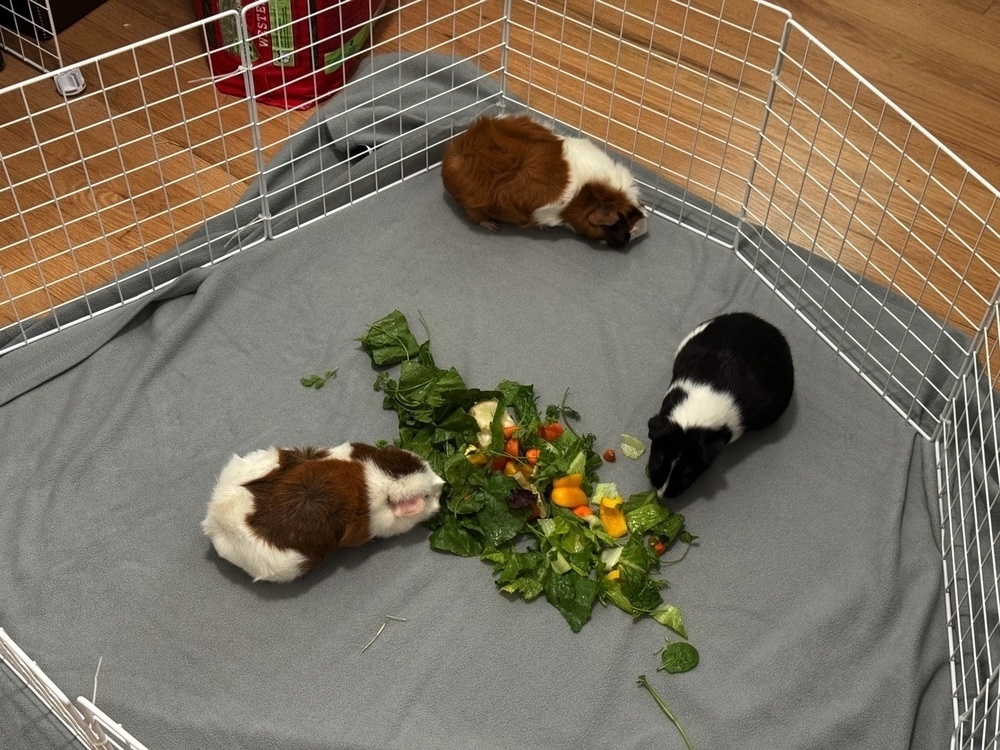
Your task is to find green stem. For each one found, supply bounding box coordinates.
[637,674,694,750]
[558,388,580,439]
[661,541,692,567]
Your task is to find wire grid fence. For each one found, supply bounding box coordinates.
[737,19,1000,441]
[939,301,1000,750]
[0,0,504,353]
[0,628,149,750]
[0,1,998,748]
[0,0,61,72]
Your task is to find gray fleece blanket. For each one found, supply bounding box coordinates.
[0,53,958,750]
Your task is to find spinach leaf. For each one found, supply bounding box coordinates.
[658,642,700,674]
[475,494,528,548]
[544,570,599,633]
[626,502,674,536]
[619,536,660,575]
[429,516,484,557]
[358,310,421,365]
[599,576,637,615]
[492,549,547,602]
[620,563,664,613]
[300,369,338,389]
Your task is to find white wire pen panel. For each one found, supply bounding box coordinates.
[498,0,1000,439]
[503,0,791,240]
[0,14,262,352]
[736,20,1000,440]
[0,629,149,750]
[0,0,504,354]
[939,302,1000,750]
[0,0,61,72]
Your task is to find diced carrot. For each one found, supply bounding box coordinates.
[572,505,594,519]
[503,424,518,439]
[537,422,564,441]
[525,447,541,466]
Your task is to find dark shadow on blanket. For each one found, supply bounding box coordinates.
[202,529,433,599]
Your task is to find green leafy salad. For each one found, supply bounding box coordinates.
[357,311,697,640]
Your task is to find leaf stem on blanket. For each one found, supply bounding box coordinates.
[92,655,103,705]
[361,615,408,653]
[637,674,694,750]
[661,541,693,567]
[301,369,338,389]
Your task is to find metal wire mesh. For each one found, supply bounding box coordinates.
[0,1,506,352]
[0,628,149,750]
[939,302,1000,750]
[0,0,61,72]
[737,20,1000,440]
[0,1,998,748]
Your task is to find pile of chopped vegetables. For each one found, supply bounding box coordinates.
[358,311,697,641]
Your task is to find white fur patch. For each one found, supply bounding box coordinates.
[669,379,744,440]
[323,442,354,460]
[531,136,641,227]
[363,461,444,539]
[201,447,308,583]
[675,321,710,357]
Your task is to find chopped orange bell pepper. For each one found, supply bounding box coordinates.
[550,486,589,508]
[598,495,628,538]
[552,473,583,489]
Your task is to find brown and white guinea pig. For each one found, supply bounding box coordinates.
[440,113,648,248]
[647,312,794,499]
[201,442,444,582]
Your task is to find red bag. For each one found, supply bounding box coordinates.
[196,0,384,110]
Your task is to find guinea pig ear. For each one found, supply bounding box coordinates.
[648,413,672,440]
[587,205,621,227]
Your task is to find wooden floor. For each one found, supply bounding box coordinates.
[1,0,998,355]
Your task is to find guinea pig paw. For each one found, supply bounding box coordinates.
[479,220,501,233]
[391,494,427,518]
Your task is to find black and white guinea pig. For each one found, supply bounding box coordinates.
[201,442,444,582]
[440,113,648,248]
[647,312,794,498]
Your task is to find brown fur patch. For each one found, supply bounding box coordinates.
[283,446,332,462]
[350,443,424,478]
[559,181,644,244]
[244,449,371,576]
[441,114,569,228]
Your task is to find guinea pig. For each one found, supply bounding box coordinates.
[647,312,794,498]
[440,113,648,248]
[201,442,444,582]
